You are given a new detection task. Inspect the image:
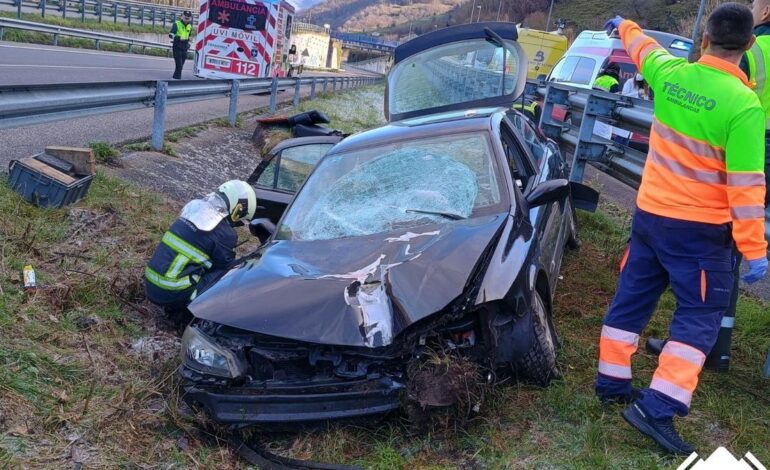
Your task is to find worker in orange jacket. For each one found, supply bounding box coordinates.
[597,3,768,455]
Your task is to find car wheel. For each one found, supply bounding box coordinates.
[516,290,561,386]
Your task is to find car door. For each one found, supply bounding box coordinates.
[501,116,564,289]
[247,136,342,223]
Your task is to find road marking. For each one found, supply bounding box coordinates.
[0,64,172,71]
[0,43,171,61]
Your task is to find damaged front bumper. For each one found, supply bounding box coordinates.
[182,374,404,425]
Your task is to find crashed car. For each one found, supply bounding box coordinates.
[179,22,598,426]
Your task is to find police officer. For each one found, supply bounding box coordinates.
[170,11,193,80]
[145,180,257,320]
[597,4,767,455]
[594,63,621,93]
[646,0,770,372]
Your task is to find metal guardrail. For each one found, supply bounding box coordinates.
[1,0,196,26]
[0,17,171,52]
[0,75,383,150]
[534,81,770,243]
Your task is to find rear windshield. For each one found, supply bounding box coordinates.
[388,38,524,117]
[550,56,596,85]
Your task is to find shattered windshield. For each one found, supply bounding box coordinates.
[276,133,506,241]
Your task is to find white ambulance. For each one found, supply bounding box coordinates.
[194,0,296,79]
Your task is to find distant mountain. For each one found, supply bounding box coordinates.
[293,0,326,11]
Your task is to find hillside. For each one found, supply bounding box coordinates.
[301,0,703,40]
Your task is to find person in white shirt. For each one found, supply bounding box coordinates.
[621,73,649,99]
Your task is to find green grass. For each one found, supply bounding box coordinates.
[0,11,170,34]
[88,141,119,164]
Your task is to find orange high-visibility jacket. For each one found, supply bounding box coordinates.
[619,20,768,260]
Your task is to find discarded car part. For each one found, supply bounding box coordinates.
[292,124,344,138]
[8,147,95,208]
[252,110,340,151]
[231,435,363,470]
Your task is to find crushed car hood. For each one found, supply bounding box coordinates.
[189,214,506,347]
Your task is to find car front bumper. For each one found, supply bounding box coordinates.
[182,375,405,425]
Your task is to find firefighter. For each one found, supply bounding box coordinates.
[169,11,193,80]
[594,63,621,93]
[145,180,257,321]
[597,4,767,455]
[646,0,770,371]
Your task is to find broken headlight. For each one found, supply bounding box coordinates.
[181,325,247,378]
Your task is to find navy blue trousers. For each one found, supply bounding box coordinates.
[596,209,734,419]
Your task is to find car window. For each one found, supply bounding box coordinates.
[388,38,524,117]
[550,56,596,85]
[512,114,546,167]
[276,133,507,241]
[254,143,334,192]
[500,120,536,190]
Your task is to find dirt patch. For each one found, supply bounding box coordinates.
[405,349,490,434]
[129,334,182,362]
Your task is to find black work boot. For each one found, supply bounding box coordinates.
[622,402,695,455]
[646,337,666,356]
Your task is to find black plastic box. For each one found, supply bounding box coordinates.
[8,158,94,208]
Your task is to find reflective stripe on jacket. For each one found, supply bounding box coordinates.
[619,19,768,260]
[145,217,236,293]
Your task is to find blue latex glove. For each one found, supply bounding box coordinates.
[742,257,769,284]
[603,16,624,35]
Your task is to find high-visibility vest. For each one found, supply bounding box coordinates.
[172,20,192,41]
[619,19,767,261]
[145,230,211,292]
[594,74,619,92]
[745,35,770,129]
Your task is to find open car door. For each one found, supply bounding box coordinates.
[386,22,529,122]
[247,136,342,223]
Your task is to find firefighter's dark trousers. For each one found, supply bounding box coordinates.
[595,209,734,419]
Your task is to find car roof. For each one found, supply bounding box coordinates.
[568,29,692,59]
[328,109,501,156]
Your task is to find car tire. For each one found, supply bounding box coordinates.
[516,290,561,386]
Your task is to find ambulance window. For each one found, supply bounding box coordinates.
[550,56,596,85]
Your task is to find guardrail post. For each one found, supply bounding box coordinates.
[95,38,100,49]
[270,77,278,113]
[141,45,145,54]
[171,12,176,23]
[126,5,131,26]
[152,81,168,152]
[228,80,240,126]
[80,0,85,22]
[127,42,132,53]
[41,0,47,17]
[151,8,155,27]
[332,78,337,92]
[113,2,117,23]
[571,93,615,183]
[310,78,316,100]
[61,0,67,18]
[16,0,21,19]
[323,78,328,93]
[140,6,145,25]
[162,10,166,27]
[293,79,301,107]
[53,32,58,46]
[97,0,102,22]
[0,28,3,41]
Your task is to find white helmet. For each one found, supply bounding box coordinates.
[217,180,257,224]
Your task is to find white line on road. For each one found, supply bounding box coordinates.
[0,64,170,71]
[0,43,172,61]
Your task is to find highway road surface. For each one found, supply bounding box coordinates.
[0,41,195,84]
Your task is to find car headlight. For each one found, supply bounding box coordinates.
[181,325,247,378]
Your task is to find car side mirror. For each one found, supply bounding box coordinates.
[526,179,569,208]
[249,218,276,244]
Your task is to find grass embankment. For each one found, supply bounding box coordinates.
[1,11,171,56]
[0,83,767,467]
